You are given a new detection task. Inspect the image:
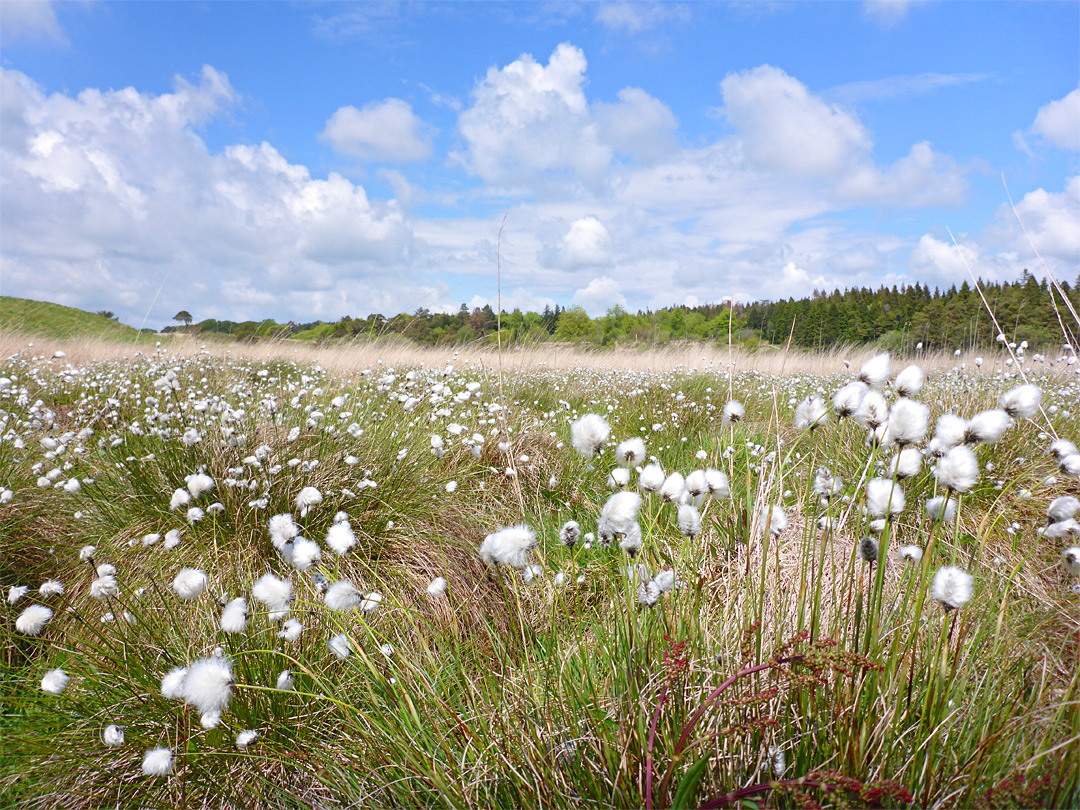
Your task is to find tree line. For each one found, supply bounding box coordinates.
[165,271,1078,351]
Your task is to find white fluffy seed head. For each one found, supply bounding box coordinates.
[324,580,362,612]
[16,604,53,635]
[685,470,708,497]
[559,521,581,548]
[890,448,922,480]
[722,400,745,426]
[478,524,537,569]
[618,523,643,556]
[704,468,730,498]
[283,537,321,571]
[833,381,868,419]
[795,395,828,430]
[142,747,173,776]
[185,473,215,499]
[602,491,642,534]
[172,568,207,600]
[570,414,610,457]
[220,598,248,634]
[931,566,973,611]
[660,472,686,503]
[181,656,233,717]
[41,668,69,694]
[169,488,191,510]
[934,446,979,493]
[615,437,646,468]
[1062,547,1080,576]
[639,463,665,492]
[866,478,906,518]
[237,730,258,749]
[858,352,891,389]
[276,670,295,691]
[268,513,299,550]
[1048,496,1080,524]
[103,725,125,747]
[677,503,702,537]
[161,666,188,699]
[893,364,925,398]
[295,486,323,514]
[934,414,968,448]
[329,633,352,659]
[897,545,923,565]
[252,574,292,612]
[763,505,788,537]
[325,520,356,556]
[964,410,1013,445]
[888,398,929,447]
[925,495,958,523]
[608,468,630,488]
[427,577,448,597]
[855,390,889,430]
[999,384,1042,419]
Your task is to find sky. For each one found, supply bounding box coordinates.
[1,0,1077,329]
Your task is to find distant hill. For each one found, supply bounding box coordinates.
[0,297,145,340]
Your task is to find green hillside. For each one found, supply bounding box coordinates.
[0,296,145,340]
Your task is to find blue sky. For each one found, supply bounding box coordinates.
[1,1,1077,327]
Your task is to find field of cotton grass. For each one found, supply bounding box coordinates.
[2,336,1079,809]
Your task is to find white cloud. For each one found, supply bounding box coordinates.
[836,141,967,208]
[454,43,612,189]
[0,66,422,325]
[595,2,689,33]
[1030,87,1080,151]
[862,0,929,28]
[593,87,678,162]
[0,0,65,44]
[986,176,1080,264]
[720,65,871,178]
[780,261,826,293]
[543,216,611,270]
[827,72,990,104]
[321,99,433,162]
[573,276,627,314]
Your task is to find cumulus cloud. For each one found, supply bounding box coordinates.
[836,141,967,207]
[986,177,1080,263]
[321,99,433,162]
[720,65,872,178]
[0,66,421,324]
[542,216,611,269]
[573,276,626,314]
[593,87,678,162]
[454,43,612,189]
[1029,87,1080,151]
[0,0,65,44]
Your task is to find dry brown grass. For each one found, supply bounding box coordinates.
[0,330,1044,379]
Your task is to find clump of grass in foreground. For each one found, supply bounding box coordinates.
[1,343,1078,808]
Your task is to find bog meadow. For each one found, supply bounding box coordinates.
[1,321,1078,809]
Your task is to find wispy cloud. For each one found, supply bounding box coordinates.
[0,0,66,45]
[862,0,932,29]
[827,72,991,104]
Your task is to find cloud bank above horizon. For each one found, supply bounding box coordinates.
[1,2,1077,328]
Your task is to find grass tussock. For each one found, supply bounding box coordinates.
[1,334,1078,809]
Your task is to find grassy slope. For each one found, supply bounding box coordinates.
[0,297,143,341]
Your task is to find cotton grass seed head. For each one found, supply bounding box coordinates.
[325,580,362,612]
[858,352,891,389]
[329,633,352,659]
[866,478,905,518]
[677,503,701,538]
[602,491,641,534]
[925,495,958,523]
[220,597,248,634]
[172,568,207,600]
[325,520,356,556]
[639,463,665,493]
[898,545,923,565]
[1062,548,1080,576]
[833,381,867,419]
[894,364,925,398]
[931,566,973,611]
[16,603,53,636]
[935,446,979,493]
[41,668,69,694]
[161,666,188,700]
[142,747,173,777]
[858,537,879,563]
[722,400,745,426]
[888,398,929,447]
[252,573,292,613]
[427,577,448,597]
[999,384,1042,419]
[615,437,646,468]
[570,413,610,457]
[479,524,536,568]
[268,513,299,550]
[559,520,581,548]
[103,725,125,747]
[181,656,233,718]
[964,410,1013,445]
[1048,496,1080,524]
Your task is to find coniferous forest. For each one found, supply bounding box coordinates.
[172,271,1080,352]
